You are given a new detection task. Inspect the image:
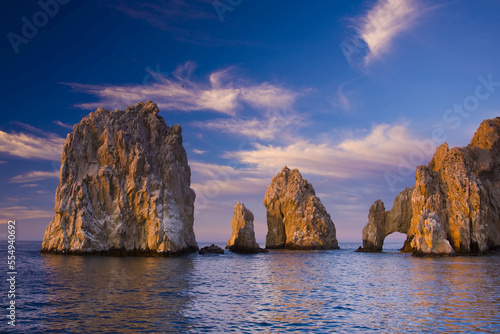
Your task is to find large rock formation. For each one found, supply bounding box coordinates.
[359,117,500,255]
[263,167,339,250]
[41,101,198,255]
[357,188,412,252]
[226,202,266,253]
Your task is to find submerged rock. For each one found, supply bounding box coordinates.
[199,244,224,255]
[226,202,267,254]
[41,101,198,256]
[263,166,339,250]
[359,117,500,256]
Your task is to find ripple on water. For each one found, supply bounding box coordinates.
[1,241,499,333]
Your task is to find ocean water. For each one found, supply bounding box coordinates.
[1,241,499,333]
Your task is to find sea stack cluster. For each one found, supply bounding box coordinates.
[42,100,498,258]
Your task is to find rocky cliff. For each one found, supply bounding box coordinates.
[264,167,339,250]
[226,202,266,253]
[41,101,198,255]
[359,117,500,255]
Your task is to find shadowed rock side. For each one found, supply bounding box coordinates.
[226,202,267,254]
[41,101,198,256]
[359,117,500,256]
[264,166,339,250]
[356,188,412,252]
[199,244,224,255]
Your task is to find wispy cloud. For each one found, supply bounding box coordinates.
[358,0,420,63]
[104,0,216,29]
[195,108,303,141]
[192,149,207,154]
[101,0,257,47]
[53,120,74,130]
[332,85,353,111]
[190,161,271,198]
[189,122,429,203]
[65,62,298,116]
[0,129,64,161]
[0,206,54,220]
[224,123,432,178]
[10,170,60,183]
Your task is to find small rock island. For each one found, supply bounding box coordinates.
[41,101,198,256]
[264,167,339,250]
[358,117,500,256]
[226,202,267,254]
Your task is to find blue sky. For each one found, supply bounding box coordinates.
[1,0,499,243]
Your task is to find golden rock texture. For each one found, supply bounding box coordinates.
[264,167,339,250]
[226,202,266,253]
[359,117,500,255]
[41,101,197,255]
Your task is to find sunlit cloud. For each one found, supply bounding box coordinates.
[0,130,64,161]
[0,206,54,220]
[190,161,271,198]
[195,108,304,141]
[225,123,433,178]
[192,149,208,155]
[10,170,60,184]
[358,0,420,63]
[65,62,298,115]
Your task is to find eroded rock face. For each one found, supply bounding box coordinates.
[357,188,412,252]
[41,101,198,255]
[360,117,500,255]
[264,167,339,250]
[226,202,265,253]
[408,118,500,255]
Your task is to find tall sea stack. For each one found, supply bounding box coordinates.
[41,101,198,255]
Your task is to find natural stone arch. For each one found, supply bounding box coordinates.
[357,188,413,252]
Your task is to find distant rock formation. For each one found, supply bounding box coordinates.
[356,188,412,252]
[264,166,339,250]
[359,117,500,255]
[199,244,224,255]
[226,202,267,254]
[41,101,198,256]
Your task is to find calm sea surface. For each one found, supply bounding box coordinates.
[1,241,499,333]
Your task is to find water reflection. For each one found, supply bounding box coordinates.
[39,253,195,333]
[407,256,500,332]
[4,242,500,333]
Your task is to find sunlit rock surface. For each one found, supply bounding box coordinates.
[264,167,339,250]
[359,117,500,256]
[41,101,198,255]
[357,188,412,252]
[226,202,266,254]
